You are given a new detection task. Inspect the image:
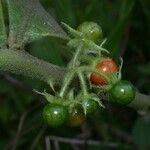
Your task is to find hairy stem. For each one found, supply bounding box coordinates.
[69,43,83,68]
[0,49,65,84]
[78,71,88,96]
[59,71,74,98]
[59,44,83,97]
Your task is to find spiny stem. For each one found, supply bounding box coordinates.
[118,57,123,80]
[78,71,88,96]
[61,22,82,38]
[59,71,74,98]
[82,39,109,54]
[59,44,83,98]
[69,43,83,68]
[100,38,107,47]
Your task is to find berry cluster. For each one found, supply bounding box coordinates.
[36,22,136,127]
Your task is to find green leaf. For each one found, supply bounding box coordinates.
[132,116,150,150]
[7,0,69,48]
[0,0,7,47]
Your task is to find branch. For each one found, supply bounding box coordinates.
[0,49,65,85]
[129,92,150,113]
[0,49,149,112]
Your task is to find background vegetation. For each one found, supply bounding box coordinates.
[0,0,149,149]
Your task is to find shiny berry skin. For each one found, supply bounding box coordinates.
[67,106,86,127]
[82,99,99,114]
[77,21,103,43]
[110,80,136,105]
[90,59,118,85]
[43,104,69,127]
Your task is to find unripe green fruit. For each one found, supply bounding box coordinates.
[110,80,136,105]
[82,99,99,114]
[77,21,103,43]
[43,104,69,127]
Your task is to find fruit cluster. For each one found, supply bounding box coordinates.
[37,22,136,127]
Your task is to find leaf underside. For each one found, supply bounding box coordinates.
[7,0,69,47]
[0,0,7,48]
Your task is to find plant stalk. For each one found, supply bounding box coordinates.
[0,49,65,84]
[78,71,88,96]
[59,71,74,98]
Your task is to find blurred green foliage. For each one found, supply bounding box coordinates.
[0,0,149,149]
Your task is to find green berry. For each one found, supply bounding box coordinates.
[77,21,103,43]
[110,80,136,105]
[43,104,68,127]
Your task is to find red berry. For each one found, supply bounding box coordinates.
[90,59,118,85]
